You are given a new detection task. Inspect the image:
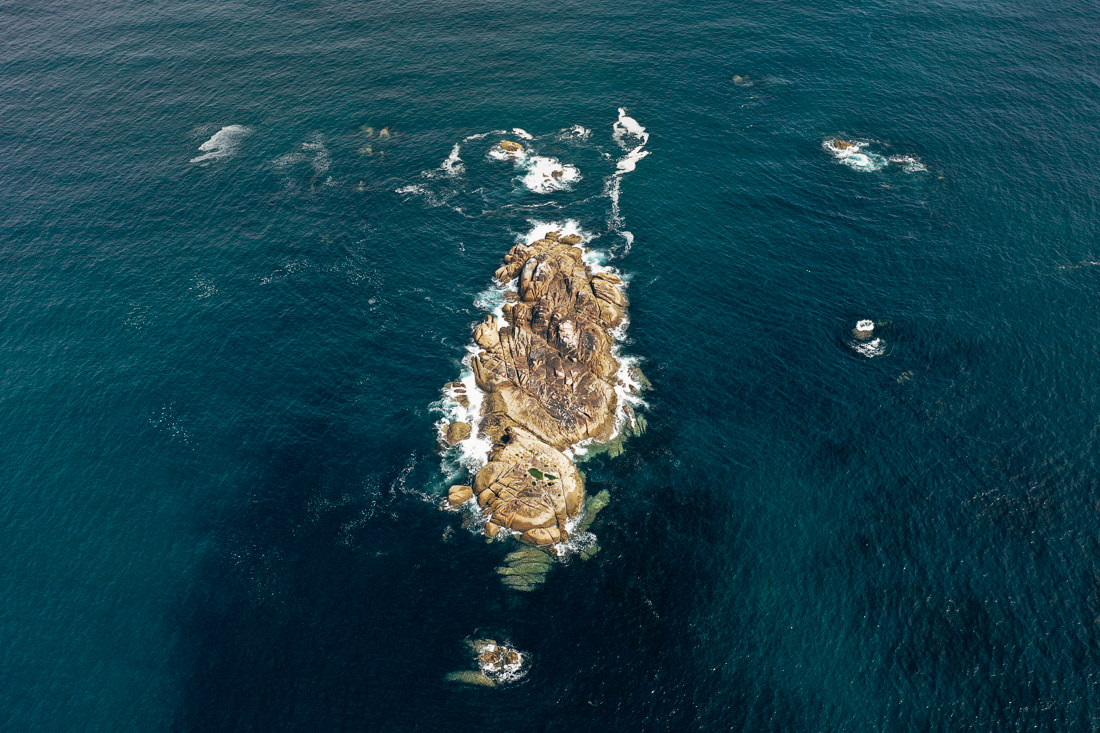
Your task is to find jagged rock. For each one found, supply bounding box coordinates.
[500,140,524,152]
[833,138,853,150]
[445,421,471,445]
[448,485,474,506]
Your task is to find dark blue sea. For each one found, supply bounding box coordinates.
[4,0,1100,729]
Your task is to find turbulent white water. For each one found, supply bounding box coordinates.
[190,124,251,164]
[606,108,650,253]
[823,137,927,174]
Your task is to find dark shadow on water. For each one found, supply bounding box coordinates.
[172,414,745,732]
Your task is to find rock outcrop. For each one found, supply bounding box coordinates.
[445,639,526,687]
[463,230,629,548]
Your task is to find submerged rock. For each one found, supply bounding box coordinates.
[444,670,496,687]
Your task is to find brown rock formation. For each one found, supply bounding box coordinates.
[499,140,524,153]
[466,230,628,547]
[448,485,474,506]
[444,421,471,445]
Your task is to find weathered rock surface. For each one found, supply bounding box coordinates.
[446,639,526,686]
[499,140,524,152]
[444,421,471,445]
[467,230,628,547]
[447,484,474,506]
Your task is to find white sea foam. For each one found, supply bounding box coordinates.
[463,129,506,142]
[613,108,649,146]
[435,279,524,481]
[824,138,926,174]
[616,145,651,174]
[190,124,251,164]
[605,108,650,253]
[488,142,581,193]
[559,125,592,141]
[434,353,494,479]
[888,154,927,173]
[511,128,534,140]
[302,135,331,175]
[440,143,464,176]
[520,155,580,193]
[823,139,887,172]
[853,337,886,358]
[519,219,585,247]
[472,640,528,684]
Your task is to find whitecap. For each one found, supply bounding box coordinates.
[519,155,580,193]
[559,125,592,141]
[853,337,886,358]
[606,108,650,254]
[519,219,585,247]
[190,124,251,164]
[823,139,887,172]
[888,154,927,173]
[615,146,650,174]
[612,108,649,147]
[511,127,534,140]
[440,143,464,176]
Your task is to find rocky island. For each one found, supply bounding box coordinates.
[444,226,636,557]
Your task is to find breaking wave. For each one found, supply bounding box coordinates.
[190,124,251,164]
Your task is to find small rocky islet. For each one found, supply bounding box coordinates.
[441,219,645,572]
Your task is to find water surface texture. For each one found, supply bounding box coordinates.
[3,0,1100,729]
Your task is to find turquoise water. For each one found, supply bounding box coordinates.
[4,0,1100,729]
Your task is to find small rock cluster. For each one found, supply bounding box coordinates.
[444,639,526,687]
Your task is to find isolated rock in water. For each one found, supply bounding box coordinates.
[445,421,471,445]
[448,484,474,506]
[853,319,875,340]
[447,639,527,686]
[833,138,854,150]
[499,140,524,152]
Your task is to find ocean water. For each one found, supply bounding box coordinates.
[3,0,1100,729]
